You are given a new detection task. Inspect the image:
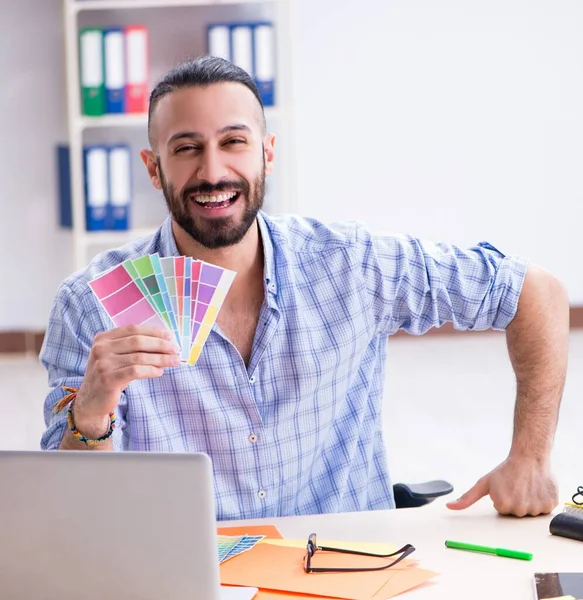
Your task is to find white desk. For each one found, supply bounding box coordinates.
[224,498,583,599]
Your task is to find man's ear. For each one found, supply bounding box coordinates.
[264,133,276,176]
[140,148,162,190]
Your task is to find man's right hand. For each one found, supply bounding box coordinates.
[72,325,180,435]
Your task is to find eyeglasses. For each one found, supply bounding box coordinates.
[303,533,416,574]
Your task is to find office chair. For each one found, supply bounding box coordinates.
[393,479,454,509]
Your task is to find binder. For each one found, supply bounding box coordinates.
[107,144,131,230]
[56,145,72,228]
[79,28,105,116]
[84,145,109,231]
[125,25,149,113]
[104,28,126,113]
[231,24,254,77]
[253,23,275,107]
[207,24,231,60]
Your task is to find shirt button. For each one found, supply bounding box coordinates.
[249,375,256,383]
[258,490,266,499]
[248,433,258,443]
[268,283,276,293]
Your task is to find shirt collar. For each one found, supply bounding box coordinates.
[257,211,277,296]
[157,216,180,258]
[156,212,277,296]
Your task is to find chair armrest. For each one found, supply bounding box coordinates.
[393,480,454,509]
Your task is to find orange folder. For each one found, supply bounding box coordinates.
[220,542,438,600]
[217,524,284,539]
[255,593,343,600]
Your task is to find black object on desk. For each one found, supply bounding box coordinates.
[393,480,454,509]
[550,512,583,542]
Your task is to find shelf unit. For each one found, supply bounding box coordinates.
[69,0,276,12]
[75,105,283,132]
[62,0,296,271]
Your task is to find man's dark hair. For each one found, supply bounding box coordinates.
[148,55,265,147]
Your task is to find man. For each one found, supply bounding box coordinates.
[41,56,568,521]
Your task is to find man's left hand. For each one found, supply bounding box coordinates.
[445,456,559,517]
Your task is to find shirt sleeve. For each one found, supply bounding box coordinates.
[40,282,126,450]
[356,227,530,336]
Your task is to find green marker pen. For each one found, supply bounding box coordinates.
[445,540,533,561]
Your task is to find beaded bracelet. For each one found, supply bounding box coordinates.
[54,386,116,446]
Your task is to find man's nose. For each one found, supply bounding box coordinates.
[196,148,229,183]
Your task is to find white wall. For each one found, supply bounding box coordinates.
[1,0,582,330]
[0,0,72,329]
[291,0,583,301]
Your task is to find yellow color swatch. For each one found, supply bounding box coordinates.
[202,305,219,326]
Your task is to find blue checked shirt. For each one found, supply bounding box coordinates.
[40,212,528,520]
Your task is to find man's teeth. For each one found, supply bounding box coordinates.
[194,192,238,204]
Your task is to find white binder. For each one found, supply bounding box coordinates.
[124,26,149,113]
[84,146,109,231]
[253,23,276,106]
[108,145,131,230]
[79,28,105,115]
[207,24,231,60]
[231,24,254,77]
[104,28,126,113]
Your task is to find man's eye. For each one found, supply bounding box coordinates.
[226,138,245,145]
[176,145,198,153]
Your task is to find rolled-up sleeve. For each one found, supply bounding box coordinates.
[40,283,126,450]
[357,227,529,336]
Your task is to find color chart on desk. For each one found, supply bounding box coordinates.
[217,535,265,564]
[89,253,236,365]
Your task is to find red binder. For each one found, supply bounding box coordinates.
[124,25,149,113]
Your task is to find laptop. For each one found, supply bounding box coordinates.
[0,450,257,600]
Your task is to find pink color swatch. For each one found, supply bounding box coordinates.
[89,264,166,330]
[88,264,133,299]
[111,297,165,328]
[100,281,144,316]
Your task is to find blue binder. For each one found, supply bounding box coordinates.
[207,21,275,107]
[230,23,254,77]
[57,145,72,228]
[107,144,131,230]
[252,22,275,107]
[207,21,276,107]
[84,145,109,231]
[207,23,231,60]
[104,28,126,113]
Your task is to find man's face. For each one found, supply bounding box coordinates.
[145,83,274,249]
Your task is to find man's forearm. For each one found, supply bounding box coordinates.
[505,264,569,460]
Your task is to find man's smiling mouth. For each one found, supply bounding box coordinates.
[189,191,240,209]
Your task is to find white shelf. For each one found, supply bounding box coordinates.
[79,227,159,247]
[78,113,147,130]
[77,106,283,130]
[70,0,280,13]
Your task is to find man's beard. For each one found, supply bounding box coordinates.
[158,159,265,250]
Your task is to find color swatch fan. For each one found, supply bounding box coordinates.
[88,253,235,365]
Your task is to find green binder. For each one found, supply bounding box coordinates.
[79,28,105,116]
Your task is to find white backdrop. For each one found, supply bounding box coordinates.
[1,0,582,329]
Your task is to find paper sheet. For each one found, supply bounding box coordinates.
[220,585,259,600]
[220,542,437,600]
[263,539,396,555]
[217,525,284,539]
